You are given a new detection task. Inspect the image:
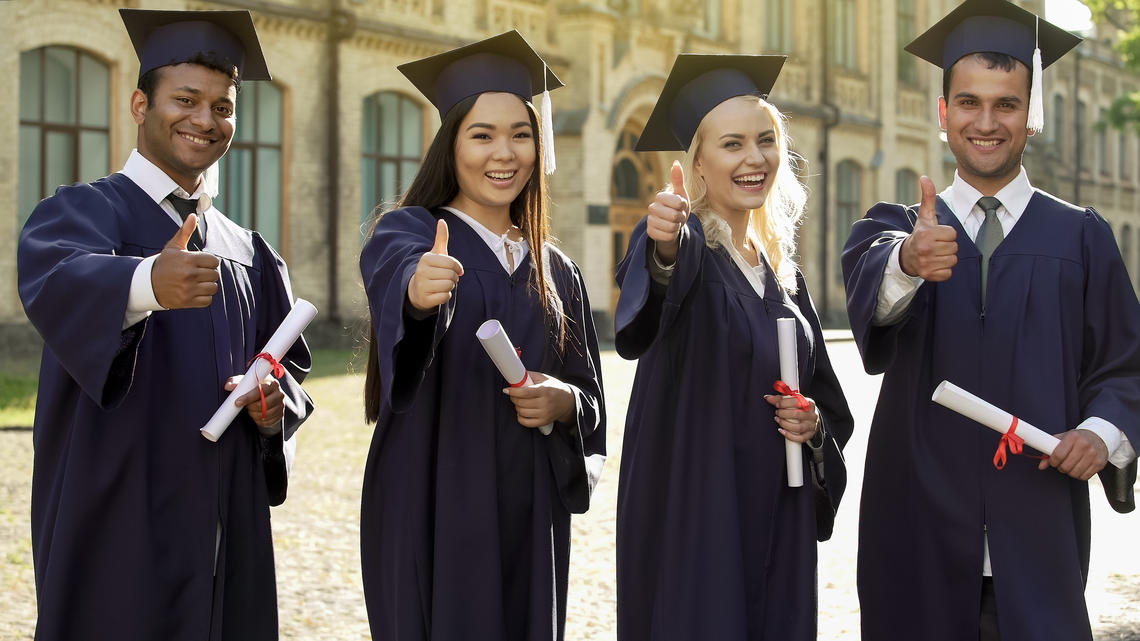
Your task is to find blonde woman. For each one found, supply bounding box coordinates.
[615,55,852,641]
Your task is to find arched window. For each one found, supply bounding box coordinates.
[836,160,863,276]
[19,46,110,228]
[895,168,919,205]
[216,81,285,250]
[362,91,424,224]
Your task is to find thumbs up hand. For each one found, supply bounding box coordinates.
[408,219,465,313]
[152,214,222,309]
[647,161,690,265]
[900,176,958,281]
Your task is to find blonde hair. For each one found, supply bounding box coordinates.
[678,95,807,293]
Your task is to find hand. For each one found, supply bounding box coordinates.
[899,176,958,281]
[152,214,221,309]
[225,374,285,431]
[408,219,464,313]
[1038,429,1109,480]
[646,161,690,265]
[503,371,575,429]
[765,393,820,444]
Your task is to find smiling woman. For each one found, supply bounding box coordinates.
[357,30,606,641]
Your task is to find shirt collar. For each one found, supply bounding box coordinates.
[443,207,528,251]
[118,149,217,207]
[943,167,1034,222]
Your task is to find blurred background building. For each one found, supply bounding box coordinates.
[2,0,1136,347]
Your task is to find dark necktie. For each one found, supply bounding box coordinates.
[168,194,205,250]
[974,196,1004,308]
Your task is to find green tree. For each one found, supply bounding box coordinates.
[1086,0,1140,132]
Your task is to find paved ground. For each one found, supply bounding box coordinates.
[2,340,1138,639]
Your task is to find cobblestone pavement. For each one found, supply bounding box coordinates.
[2,341,1138,639]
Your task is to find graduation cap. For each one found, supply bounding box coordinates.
[120,9,271,81]
[904,0,1082,132]
[399,30,563,173]
[635,54,786,152]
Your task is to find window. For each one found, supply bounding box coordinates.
[836,160,862,276]
[895,168,919,205]
[18,46,110,229]
[897,0,918,85]
[362,92,423,225]
[1077,101,1087,169]
[1052,94,1064,152]
[216,82,284,250]
[612,158,640,200]
[1120,132,1128,180]
[1099,108,1109,176]
[830,0,857,69]
[1122,224,1133,278]
[765,0,794,52]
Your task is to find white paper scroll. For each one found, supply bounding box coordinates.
[476,319,553,436]
[201,299,318,442]
[931,381,1060,456]
[777,317,805,488]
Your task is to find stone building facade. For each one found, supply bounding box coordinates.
[1,0,1135,342]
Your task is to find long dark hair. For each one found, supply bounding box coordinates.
[363,92,563,423]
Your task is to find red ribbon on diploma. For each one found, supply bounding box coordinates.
[508,346,528,388]
[773,381,810,411]
[992,417,1049,470]
[248,352,285,420]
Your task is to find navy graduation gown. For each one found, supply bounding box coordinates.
[359,207,606,641]
[842,192,1140,641]
[18,172,313,641]
[614,216,853,641]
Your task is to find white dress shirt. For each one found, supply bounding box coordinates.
[443,206,530,274]
[119,150,218,329]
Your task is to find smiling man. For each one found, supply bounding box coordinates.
[841,1,1140,640]
[17,10,312,641]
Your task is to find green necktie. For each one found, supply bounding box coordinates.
[974,196,1003,308]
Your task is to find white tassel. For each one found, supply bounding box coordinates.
[541,88,556,175]
[1028,46,1044,133]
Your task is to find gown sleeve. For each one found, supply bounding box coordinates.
[841,202,921,375]
[17,183,146,409]
[360,207,456,414]
[251,233,315,506]
[614,215,704,359]
[544,258,607,514]
[793,270,854,537]
[1077,210,1140,446]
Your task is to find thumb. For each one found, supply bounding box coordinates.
[917,176,938,227]
[165,214,197,250]
[431,219,449,255]
[670,160,688,204]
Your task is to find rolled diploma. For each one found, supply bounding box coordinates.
[931,381,1059,456]
[777,317,805,488]
[201,299,318,442]
[476,319,553,436]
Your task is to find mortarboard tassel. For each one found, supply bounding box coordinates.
[541,80,556,174]
[1027,18,1045,133]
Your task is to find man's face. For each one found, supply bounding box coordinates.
[132,63,236,190]
[938,55,1030,194]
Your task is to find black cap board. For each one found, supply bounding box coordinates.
[120,9,271,81]
[398,30,562,119]
[904,0,1080,71]
[635,54,786,152]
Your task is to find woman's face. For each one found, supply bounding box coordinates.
[450,92,537,220]
[693,97,780,218]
